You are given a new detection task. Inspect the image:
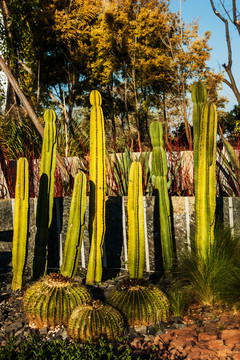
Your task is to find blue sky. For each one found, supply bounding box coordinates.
[169,0,240,111]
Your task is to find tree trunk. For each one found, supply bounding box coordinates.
[0,55,70,181]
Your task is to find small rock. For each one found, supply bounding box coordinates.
[147,325,159,335]
[126,327,142,340]
[143,334,155,341]
[169,316,183,324]
[39,326,48,335]
[5,321,23,335]
[174,323,186,330]
[134,325,147,334]
[156,329,166,336]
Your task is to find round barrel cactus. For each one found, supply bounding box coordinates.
[67,299,125,342]
[108,278,170,327]
[24,273,91,329]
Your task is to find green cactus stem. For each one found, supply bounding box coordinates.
[150,121,173,272]
[60,172,86,278]
[192,81,208,247]
[109,278,170,327]
[67,299,125,342]
[128,161,145,279]
[195,102,218,259]
[12,157,29,291]
[32,109,57,279]
[23,273,91,329]
[39,109,57,227]
[86,90,106,285]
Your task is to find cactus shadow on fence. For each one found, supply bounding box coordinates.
[103,197,123,280]
[47,197,63,271]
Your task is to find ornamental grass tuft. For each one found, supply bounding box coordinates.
[174,226,240,307]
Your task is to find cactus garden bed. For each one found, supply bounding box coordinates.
[1,270,240,359]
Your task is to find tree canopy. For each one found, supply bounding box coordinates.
[0,0,226,153]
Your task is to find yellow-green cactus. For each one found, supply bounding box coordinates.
[32,109,57,279]
[86,90,106,285]
[128,161,145,279]
[24,273,91,329]
[12,158,29,291]
[67,299,125,342]
[109,278,170,327]
[150,121,173,272]
[60,172,86,278]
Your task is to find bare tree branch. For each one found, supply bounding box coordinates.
[210,0,240,104]
[0,54,70,180]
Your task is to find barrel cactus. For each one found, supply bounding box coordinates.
[23,273,91,329]
[109,278,170,327]
[67,299,125,342]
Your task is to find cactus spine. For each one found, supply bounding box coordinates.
[24,273,91,329]
[67,300,125,342]
[86,90,106,285]
[60,172,86,278]
[128,161,145,279]
[32,109,57,279]
[150,121,173,272]
[12,158,29,291]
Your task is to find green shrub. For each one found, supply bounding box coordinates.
[0,335,159,360]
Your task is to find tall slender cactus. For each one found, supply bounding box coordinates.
[195,101,218,259]
[128,161,145,279]
[192,81,208,247]
[60,172,86,278]
[86,90,106,285]
[192,82,218,259]
[12,157,29,291]
[150,121,173,272]
[32,109,57,279]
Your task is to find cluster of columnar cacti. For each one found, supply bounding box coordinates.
[86,90,106,285]
[67,299,125,342]
[192,82,218,259]
[23,273,91,329]
[109,278,170,326]
[128,161,145,279]
[32,109,57,279]
[60,171,87,278]
[150,121,173,272]
[11,158,29,291]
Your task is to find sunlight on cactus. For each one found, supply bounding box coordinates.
[23,273,91,329]
[109,278,170,327]
[67,299,125,342]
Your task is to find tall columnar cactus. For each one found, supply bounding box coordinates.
[60,172,86,278]
[12,158,29,291]
[128,161,145,279]
[109,278,170,327]
[192,81,208,247]
[23,273,91,329]
[150,121,173,272]
[86,90,106,285]
[67,300,125,342]
[39,109,57,227]
[32,109,57,279]
[194,100,218,259]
